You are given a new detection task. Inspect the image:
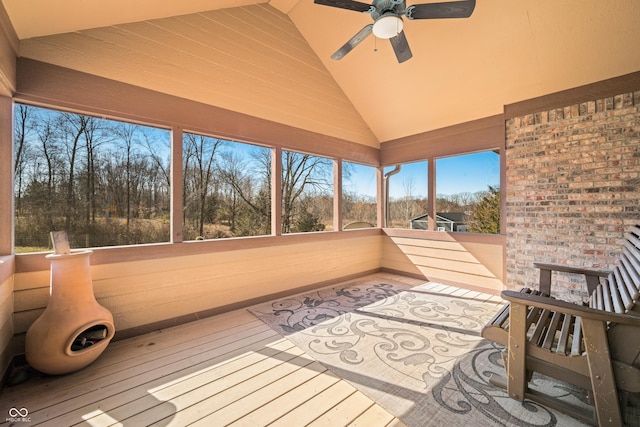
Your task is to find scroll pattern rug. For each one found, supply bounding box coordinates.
[250,275,596,427]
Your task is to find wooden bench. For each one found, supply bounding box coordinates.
[482,225,640,426]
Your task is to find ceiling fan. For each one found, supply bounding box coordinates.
[314,0,476,63]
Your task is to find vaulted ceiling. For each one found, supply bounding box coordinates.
[2,0,640,148]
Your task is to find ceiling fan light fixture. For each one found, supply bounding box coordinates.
[372,14,403,39]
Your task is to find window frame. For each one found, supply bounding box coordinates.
[380,115,506,235]
[382,149,502,233]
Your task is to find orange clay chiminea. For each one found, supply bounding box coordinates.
[25,231,115,375]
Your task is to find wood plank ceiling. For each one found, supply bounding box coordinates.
[2,0,640,147]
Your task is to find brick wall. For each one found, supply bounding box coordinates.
[505,91,640,302]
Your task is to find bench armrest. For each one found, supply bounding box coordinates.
[533,262,610,295]
[533,263,610,277]
[501,290,640,326]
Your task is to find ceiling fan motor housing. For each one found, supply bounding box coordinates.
[370,0,406,20]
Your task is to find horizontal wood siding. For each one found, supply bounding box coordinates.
[381,229,504,294]
[380,115,504,165]
[17,4,378,147]
[0,1,17,95]
[0,255,14,379]
[12,234,383,351]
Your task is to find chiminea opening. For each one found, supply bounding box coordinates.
[70,325,110,352]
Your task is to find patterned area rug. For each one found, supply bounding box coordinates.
[250,274,596,427]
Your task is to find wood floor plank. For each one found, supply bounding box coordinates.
[347,404,396,427]
[76,409,123,427]
[142,352,316,426]
[190,360,329,426]
[228,369,342,427]
[377,273,424,286]
[81,342,304,426]
[386,418,409,427]
[461,290,483,300]
[18,333,286,425]
[4,314,268,404]
[13,309,259,392]
[6,325,280,417]
[59,337,295,427]
[105,308,261,354]
[307,391,375,427]
[418,282,452,293]
[268,380,357,427]
[99,314,267,371]
[450,288,473,297]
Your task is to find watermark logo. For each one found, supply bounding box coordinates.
[7,407,31,423]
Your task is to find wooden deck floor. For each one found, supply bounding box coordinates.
[0,303,406,426]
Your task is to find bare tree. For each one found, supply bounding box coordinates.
[183,134,224,237]
[281,151,332,233]
[114,123,139,228]
[34,116,59,232]
[140,129,171,221]
[13,105,34,213]
[81,116,112,229]
[57,113,88,230]
[217,149,271,234]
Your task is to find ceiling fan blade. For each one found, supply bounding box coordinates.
[389,30,412,63]
[406,0,475,20]
[314,0,372,13]
[331,24,373,60]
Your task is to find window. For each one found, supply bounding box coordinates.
[342,162,377,229]
[182,133,271,240]
[281,150,333,233]
[12,104,501,253]
[435,150,500,233]
[13,104,171,252]
[384,161,428,229]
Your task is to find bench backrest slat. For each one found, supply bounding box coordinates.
[608,271,626,314]
[615,262,634,310]
[590,285,604,310]
[624,240,640,269]
[620,254,639,307]
[623,241,640,291]
[555,314,574,354]
[571,317,583,356]
[626,226,640,245]
[602,278,614,312]
[588,229,640,316]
